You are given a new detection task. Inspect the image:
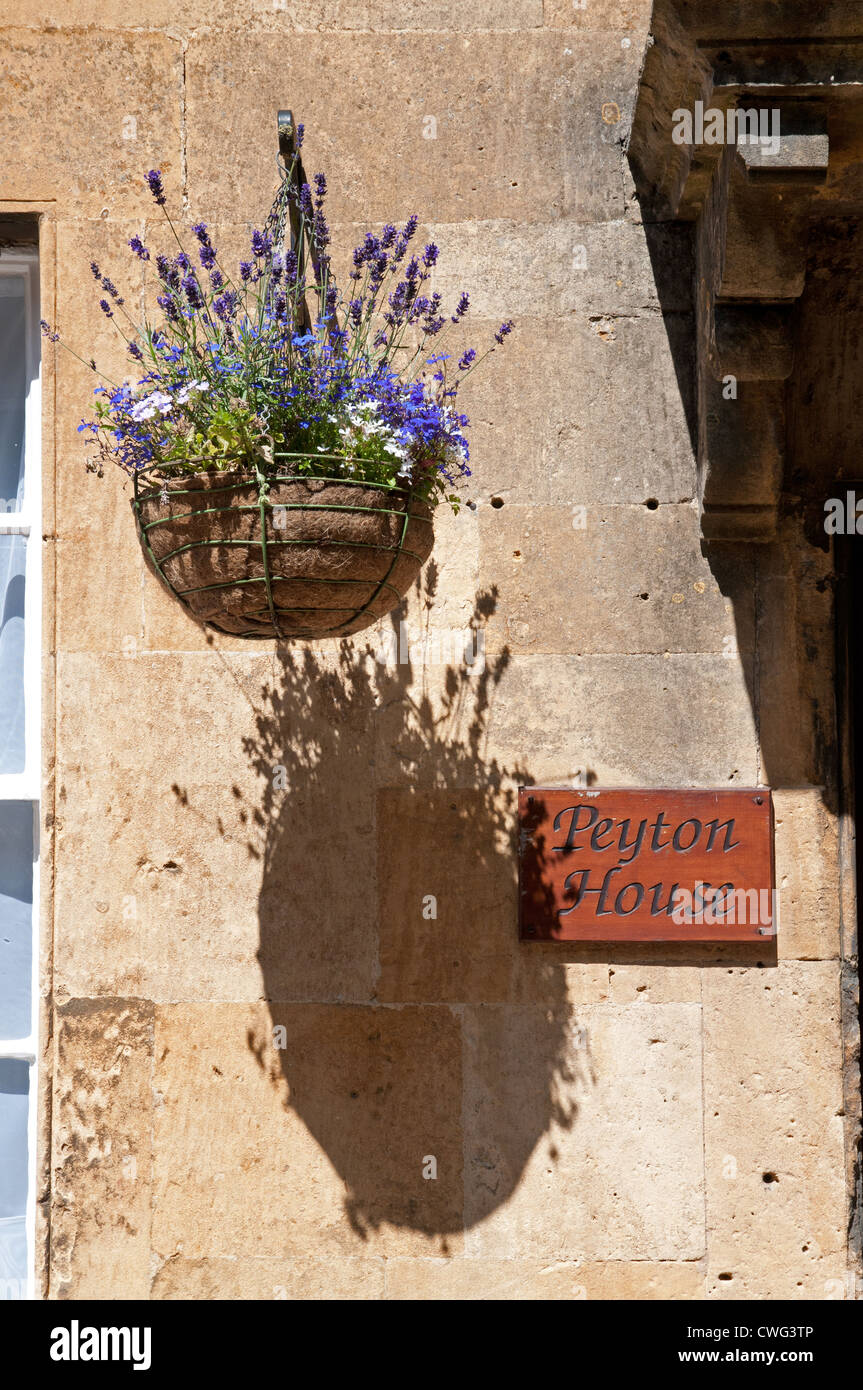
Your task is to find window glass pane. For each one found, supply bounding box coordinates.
[0,277,27,514]
[0,803,33,1039]
[0,1060,28,1293]
[0,533,25,774]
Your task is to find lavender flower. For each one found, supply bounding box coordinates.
[146,170,167,206]
[182,274,205,310]
[452,292,469,321]
[129,236,150,261]
[494,319,514,345]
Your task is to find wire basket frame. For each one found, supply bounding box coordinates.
[131,458,435,640]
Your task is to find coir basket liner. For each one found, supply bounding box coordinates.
[131,467,434,639]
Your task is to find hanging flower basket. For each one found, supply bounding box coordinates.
[43,115,514,642]
[132,465,434,639]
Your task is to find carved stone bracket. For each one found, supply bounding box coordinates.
[629,4,862,541]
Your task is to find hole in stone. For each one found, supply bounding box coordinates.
[762,1171,779,1184]
[490,496,505,509]
[639,592,649,601]
[645,498,659,510]
[718,1272,733,1281]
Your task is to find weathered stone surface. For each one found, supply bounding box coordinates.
[50,1000,153,1300]
[458,314,697,507]
[463,1002,705,1259]
[377,787,610,1004]
[185,34,640,226]
[703,962,847,1299]
[755,530,836,789]
[0,0,546,28]
[606,963,702,1003]
[376,651,759,789]
[384,1257,703,1299]
[152,1004,464,1257]
[432,220,692,319]
[773,790,840,961]
[544,0,651,28]
[152,1255,385,1300]
[54,652,379,1002]
[0,34,182,215]
[479,503,754,655]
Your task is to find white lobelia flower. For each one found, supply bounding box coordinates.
[130,390,173,421]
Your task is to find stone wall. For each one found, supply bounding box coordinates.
[1,0,854,1298]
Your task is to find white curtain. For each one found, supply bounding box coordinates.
[0,1061,28,1289]
[0,535,25,775]
[0,804,32,1040]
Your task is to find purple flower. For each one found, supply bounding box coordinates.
[494,319,514,345]
[210,269,224,289]
[128,236,150,261]
[99,299,114,319]
[458,349,476,371]
[381,224,397,249]
[452,291,469,321]
[157,292,180,323]
[214,290,238,321]
[100,276,124,305]
[90,261,101,281]
[128,341,144,360]
[182,274,205,310]
[422,243,439,269]
[175,252,191,273]
[314,172,327,200]
[296,122,304,148]
[39,319,59,343]
[146,169,167,206]
[251,228,271,258]
[239,261,253,282]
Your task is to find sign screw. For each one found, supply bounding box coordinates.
[754,795,763,804]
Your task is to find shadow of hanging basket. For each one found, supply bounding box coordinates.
[131,461,434,640]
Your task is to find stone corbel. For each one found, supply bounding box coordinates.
[629,7,841,541]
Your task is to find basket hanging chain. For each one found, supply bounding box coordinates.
[253,461,284,640]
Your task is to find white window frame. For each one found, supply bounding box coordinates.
[0,247,42,1300]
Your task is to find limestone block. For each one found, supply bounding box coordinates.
[151,1003,464,1258]
[544,1,652,29]
[50,999,154,1300]
[375,651,759,789]
[54,652,380,1002]
[479,502,754,656]
[457,314,697,507]
[384,1257,703,1299]
[431,220,691,321]
[703,962,847,1298]
[463,1002,705,1259]
[185,33,638,226]
[0,32,182,215]
[755,533,836,789]
[773,790,840,961]
[606,963,702,1003]
[0,0,546,27]
[376,786,610,1004]
[152,1255,385,1299]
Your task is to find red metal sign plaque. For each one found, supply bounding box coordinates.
[518,788,775,943]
